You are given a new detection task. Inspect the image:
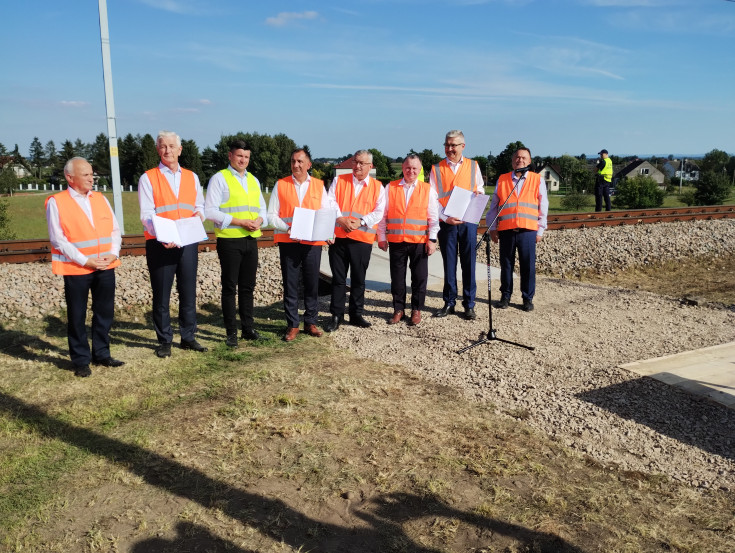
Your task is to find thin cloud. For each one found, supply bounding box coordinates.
[137,0,213,15]
[59,101,89,108]
[265,11,319,27]
[197,99,212,105]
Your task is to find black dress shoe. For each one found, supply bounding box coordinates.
[464,307,477,320]
[324,315,343,333]
[74,364,91,377]
[155,343,172,358]
[225,334,238,348]
[241,328,262,341]
[181,339,208,352]
[349,315,372,328]
[496,296,510,309]
[92,357,125,367]
[522,299,534,312]
[433,304,455,318]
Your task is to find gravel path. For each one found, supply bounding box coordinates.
[2,219,734,490]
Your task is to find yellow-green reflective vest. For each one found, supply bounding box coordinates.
[215,169,263,238]
[598,157,613,183]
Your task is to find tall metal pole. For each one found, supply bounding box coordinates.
[98,0,125,234]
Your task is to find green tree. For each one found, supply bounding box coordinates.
[492,141,526,176]
[613,175,665,209]
[210,131,298,187]
[472,156,488,184]
[90,133,111,178]
[700,148,729,174]
[44,140,58,173]
[556,154,594,193]
[0,167,19,196]
[28,137,45,178]
[180,139,204,184]
[56,140,76,177]
[119,133,143,186]
[200,146,218,181]
[0,198,16,239]
[693,171,732,205]
[139,134,159,174]
[369,148,393,180]
[73,138,88,158]
[0,142,7,156]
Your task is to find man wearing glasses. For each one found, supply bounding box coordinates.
[430,130,484,321]
[324,150,386,332]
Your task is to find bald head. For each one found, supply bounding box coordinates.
[64,157,94,194]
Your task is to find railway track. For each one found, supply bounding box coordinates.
[2,206,733,264]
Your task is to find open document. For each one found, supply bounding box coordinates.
[152,215,208,247]
[289,207,337,242]
[443,187,490,224]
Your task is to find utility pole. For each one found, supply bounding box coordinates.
[679,158,685,194]
[98,0,125,234]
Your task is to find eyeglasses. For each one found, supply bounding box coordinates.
[354,161,371,167]
[444,143,464,149]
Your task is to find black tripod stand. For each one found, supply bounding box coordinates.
[457,173,535,354]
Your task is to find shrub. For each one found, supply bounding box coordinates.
[0,199,16,240]
[694,171,731,205]
[613,175,665,209]
[560,192,593,211]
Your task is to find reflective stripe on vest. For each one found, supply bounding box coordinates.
[333,174,380,243]
[214,169,263,239]
[385,180,429,243]
[496,172,540,232]
[46,191,121,276]
[432,159,477,207]
[273,176,327,246]
[144,167,197,240]
[598,157,613,183]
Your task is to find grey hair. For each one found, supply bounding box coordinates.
[445,130,465,141]
[63,156,89,176]
[157,130,182,147]
[404,153,421,162]
[354,149,373,163]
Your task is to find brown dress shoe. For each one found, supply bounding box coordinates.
[304,324,323,337]
[388,311,405,325]
[408,310,421,326]
[283,327,300,342]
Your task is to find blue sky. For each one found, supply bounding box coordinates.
[2,0,734,161]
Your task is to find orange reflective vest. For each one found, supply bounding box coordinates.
[385,180,429,244]
[496,171,540,232]
[431,158,478,209]
[46,190,121,276]
[332,174,381,243]
[274,176,327,246]
[143,167,197,240]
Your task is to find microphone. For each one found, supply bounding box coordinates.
[514,165,531,176]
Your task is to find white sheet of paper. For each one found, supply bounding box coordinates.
[443,187,490,224]
[290,207,336,241]
[462,193,490,224]
[152,215,207,247]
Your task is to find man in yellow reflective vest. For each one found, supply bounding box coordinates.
[205,139,267,347]
[46,157,124,377]
[595,148,613,212]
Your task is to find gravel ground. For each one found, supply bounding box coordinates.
[2,219,735,490]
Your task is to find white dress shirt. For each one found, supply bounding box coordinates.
[328,174,386,229]
[377,179,440,242]
[204,166,267,229]
[138,163,205,237]
[267,174,335,232]
[429,156,485,221]
[46,188,122,267]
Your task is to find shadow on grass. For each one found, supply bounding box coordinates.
[0,321,69,370]
[0,392,589,553]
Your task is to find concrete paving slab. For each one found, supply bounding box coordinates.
[320,243,503,293]
[621,341,735,409]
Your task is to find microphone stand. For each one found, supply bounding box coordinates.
[457,168,535,354]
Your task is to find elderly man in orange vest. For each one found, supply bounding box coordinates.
[268,147,333,342]
[138,130,207,357]
[324,149,386,332]
[46,157,123,377]
[486,147,548,312]
[430,130,484,321]
[377,154,440,326]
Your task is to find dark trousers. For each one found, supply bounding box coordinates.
[63,268,116,367]
[146,239,199,344]
[388,241,428,312]
[595,176,611,212]
[278,242,322,328]
[328,237,373,317]
[498,229,537,301]
[438,221,477,309]
[217,237,258,335]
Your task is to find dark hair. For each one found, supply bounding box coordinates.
[229,139,251,153]
[514,147,532,158]
[291,146,312,162]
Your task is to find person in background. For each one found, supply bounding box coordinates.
[595,148,613,212]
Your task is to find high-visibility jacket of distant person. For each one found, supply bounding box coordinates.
[273,176,326,246]
[143,167,197,240]
[46,191,121,275]
[598,157,613,183]
[214,169,263,239]
[385,179,430,243]
[495,172,541,232]
[332,174,381,243]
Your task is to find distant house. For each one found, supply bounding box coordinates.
[662,159,700,182]
[536,162,561,192]
[334,156,377,180]
[0,156,31,178]
[613,159,665,188]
